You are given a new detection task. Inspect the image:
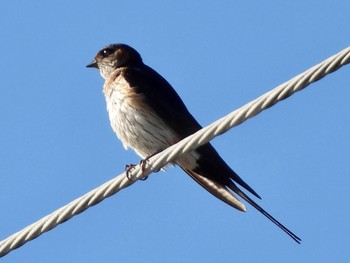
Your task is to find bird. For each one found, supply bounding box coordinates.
[86,43,301,243]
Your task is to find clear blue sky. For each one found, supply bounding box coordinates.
[1,1,350,262]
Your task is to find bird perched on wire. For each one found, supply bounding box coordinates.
[87,43,301,243]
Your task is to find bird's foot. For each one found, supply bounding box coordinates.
[124,161,149,181]
[139,158,150,180]
[139,152,163,180]
[139,152,162,177]
[125,151,162,181]
[125,164,136,180]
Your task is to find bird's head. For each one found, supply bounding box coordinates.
[86,43,143,79]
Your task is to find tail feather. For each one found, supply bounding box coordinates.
[182,168,246,212]
[227,181,301,243]
[181,167,301,244]
[195,144,262,199]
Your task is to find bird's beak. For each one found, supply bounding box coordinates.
[86,59,98,68]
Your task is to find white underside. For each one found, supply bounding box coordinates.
[104,73,199,169]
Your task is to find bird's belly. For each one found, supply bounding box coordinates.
[103,74,199,169]
[106,92,178,159]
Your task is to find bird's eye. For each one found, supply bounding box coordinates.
[101,48,113,57]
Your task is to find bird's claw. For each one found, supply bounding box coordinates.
[125,164,136,180]
[125,153,162,181]
[139,158,149,180]
[124,161,148,181]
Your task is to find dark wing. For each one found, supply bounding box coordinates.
[124,65,202,137]
[124,64,260,198]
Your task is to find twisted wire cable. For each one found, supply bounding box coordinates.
[1,46,349,257]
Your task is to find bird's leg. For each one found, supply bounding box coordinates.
[124,162,150,181]
[139,158,149,181]
[125,164,137,180]
[139,151,162,180]
[125,151,162,181]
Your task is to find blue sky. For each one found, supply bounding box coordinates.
[1,1,350,262]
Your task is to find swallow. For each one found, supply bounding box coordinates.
[87,43,301,243]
